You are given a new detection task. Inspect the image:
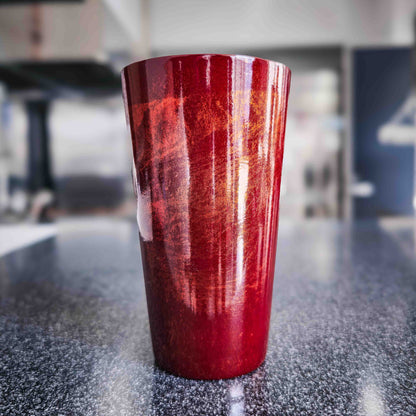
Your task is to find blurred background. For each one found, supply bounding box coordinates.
[0,0,415,232]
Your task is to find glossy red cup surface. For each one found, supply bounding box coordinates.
[122,54,290,379]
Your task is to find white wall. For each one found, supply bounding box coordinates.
[150,0,416,52]
[390,0,416,44]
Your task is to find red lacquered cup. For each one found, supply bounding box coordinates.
[122,54,290,380]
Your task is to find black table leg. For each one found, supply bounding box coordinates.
[26,100,54,193]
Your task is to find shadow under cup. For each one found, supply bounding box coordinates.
[122,54,291,380]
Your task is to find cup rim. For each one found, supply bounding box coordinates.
[121,53,291,75]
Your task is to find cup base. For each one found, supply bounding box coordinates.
[154,353,266,380]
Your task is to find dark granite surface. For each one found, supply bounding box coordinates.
[1,218,416,415]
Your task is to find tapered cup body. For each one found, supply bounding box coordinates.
[122,54,290,379]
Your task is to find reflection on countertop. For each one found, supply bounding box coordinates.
[1,218,416,415]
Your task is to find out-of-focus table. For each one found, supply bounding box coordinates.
[1,218,416,415]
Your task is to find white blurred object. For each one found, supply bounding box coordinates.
[9,190,28,214]
[378,93,416,145]
[51,100,129,178]
[0,224,56,257]
[290,70,339,115]
[28,189,54,223]
[280,69,342,218]
[350,181,376,198]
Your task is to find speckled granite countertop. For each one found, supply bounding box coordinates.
[1,218,416,415]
